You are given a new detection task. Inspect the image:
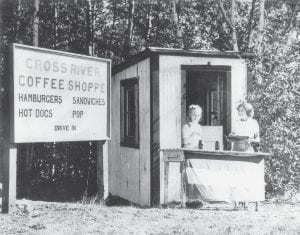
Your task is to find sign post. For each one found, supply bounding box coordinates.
[2,44,111,212]
[1,143,17,213]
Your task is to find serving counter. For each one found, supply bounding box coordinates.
[160,148,270,208]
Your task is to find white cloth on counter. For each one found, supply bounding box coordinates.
[185,158,265,202]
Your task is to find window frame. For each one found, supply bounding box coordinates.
[120,78,139,148]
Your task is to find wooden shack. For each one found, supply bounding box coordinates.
[109,47,253,206]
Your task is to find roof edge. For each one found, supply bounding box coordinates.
[112,48,255,75]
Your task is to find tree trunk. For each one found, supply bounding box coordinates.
[107,0,117,57]
[218,0,239,52]
[145,0,153,47]
[86,0,92,55]
[33,0,39,46]
[230,0,238,51]
[257,0,265,84]
[53,0,58,49]
[246,0,256,50]
[258,0,264,53]
[122,0,135,60]
[172,0,183,48]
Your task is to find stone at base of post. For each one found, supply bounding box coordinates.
[96,141,109,200]
[2,144,17,213]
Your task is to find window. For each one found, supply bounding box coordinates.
[120,78,139,148]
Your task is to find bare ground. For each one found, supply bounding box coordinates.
[0,199,299,235]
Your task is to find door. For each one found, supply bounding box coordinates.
[182,66,231,149]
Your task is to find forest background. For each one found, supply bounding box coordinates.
[0,0,299,201]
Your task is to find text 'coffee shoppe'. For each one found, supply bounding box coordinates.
[12,44,110,143]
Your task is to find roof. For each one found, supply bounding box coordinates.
[112,47,255,75]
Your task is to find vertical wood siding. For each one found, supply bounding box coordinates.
[159,55,247,202]
[110,59,151,206]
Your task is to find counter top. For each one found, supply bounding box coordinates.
[160,148,271,158]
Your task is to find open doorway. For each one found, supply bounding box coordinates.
[181,65,231,150]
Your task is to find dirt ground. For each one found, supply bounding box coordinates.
[0,199,299,235]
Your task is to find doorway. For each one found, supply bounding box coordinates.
[181,65,231,149]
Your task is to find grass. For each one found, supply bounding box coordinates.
[0,199,299,234]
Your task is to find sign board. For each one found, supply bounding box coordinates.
[162,150,185,162]
[11,44,110,143]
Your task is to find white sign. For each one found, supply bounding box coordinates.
[11,44,110,143]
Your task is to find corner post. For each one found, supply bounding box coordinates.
[96,140,109,199]
[2,143,17,213]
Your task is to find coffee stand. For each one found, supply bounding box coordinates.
[160,148,269,209]
[110,47,269,207]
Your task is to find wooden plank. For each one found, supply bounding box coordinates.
[231,61,247,132]
[159,151,165,204]
[96,141,109,199]
[225,71,232,150]
[181,70,186,145]
[110,59,151,206]
[2,44,17,213]
[150,60,160,205]
[160,148,270,157]
[108,72,120,196]
[180,161,187,207]
[163,162,169,204]
[138,58,151,206]
[2,144,17,213]
[97,141,104,197]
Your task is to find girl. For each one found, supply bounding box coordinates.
[182,105,203,148]
[231,102,260,152]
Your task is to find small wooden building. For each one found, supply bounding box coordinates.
[109,47,253,206]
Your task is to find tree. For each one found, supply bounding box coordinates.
[33,0,39,46]
[122,0,135,59]
[248,0,300,195]
[0,0,299,198]
[172,0,183,48]
[217,0,239,51]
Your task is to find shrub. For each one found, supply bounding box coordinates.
[248,32,300,196]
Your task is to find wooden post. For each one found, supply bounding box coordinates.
[2,44,17,213]
[163,162,169,204]
[1,143,17,213]
[255,202,259,211]
[96,140,109,199]
[180,161,186,207]
[160,150,185,205]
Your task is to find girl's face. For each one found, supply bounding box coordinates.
[189,112,202,123]
[238,106,248,121]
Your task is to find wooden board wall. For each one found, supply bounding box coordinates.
[159,55,247,202]
[150,66,160,205]
[109,59,151,206]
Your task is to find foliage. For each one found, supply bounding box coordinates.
[0,0,299,198]
[248,0,300,195]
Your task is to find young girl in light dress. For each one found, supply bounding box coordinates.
[231,102,260,152]
[182,105,202,148]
